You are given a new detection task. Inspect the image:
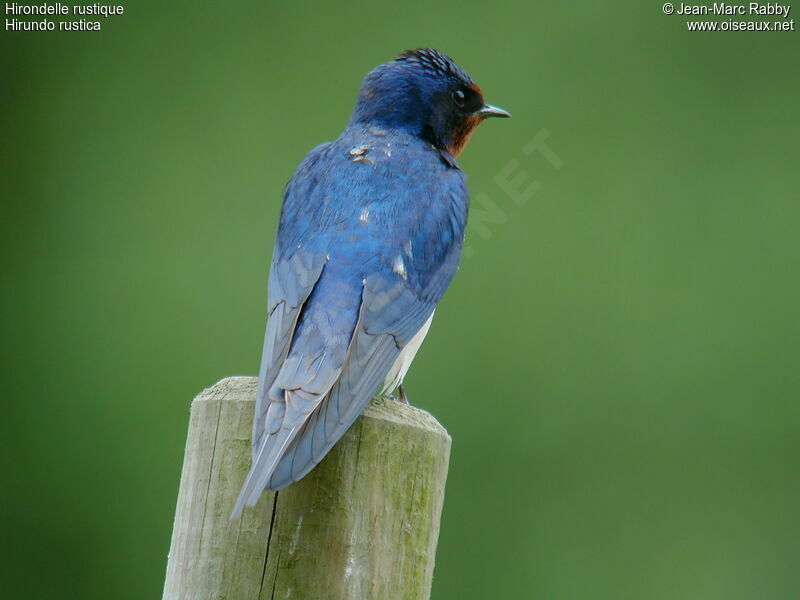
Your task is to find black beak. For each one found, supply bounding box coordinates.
[476,104,512,119]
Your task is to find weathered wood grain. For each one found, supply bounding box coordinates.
[163,376,451,600]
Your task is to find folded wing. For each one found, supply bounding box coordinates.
[231,261,437,518]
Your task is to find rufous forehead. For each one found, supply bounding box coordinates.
[468,82,483,96]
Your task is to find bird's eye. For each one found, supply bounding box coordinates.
[451,89,466,108]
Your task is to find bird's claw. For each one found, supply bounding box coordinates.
[395,384,409,405]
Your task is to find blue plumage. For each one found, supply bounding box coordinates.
[232,49,509,518]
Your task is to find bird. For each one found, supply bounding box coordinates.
[232,48,510,518]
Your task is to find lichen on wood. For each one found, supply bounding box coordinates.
[163,376,451,600]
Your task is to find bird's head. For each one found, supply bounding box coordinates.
[350,48,510,157]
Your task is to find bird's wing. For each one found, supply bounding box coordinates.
[250,250,327,454]
[265,273,439,489]
[250,141,332,456]
[232,262,438,516]
[233,253,351,518]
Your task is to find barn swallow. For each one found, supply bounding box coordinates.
[232,48,509,517]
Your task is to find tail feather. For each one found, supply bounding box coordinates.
[230,425,299,520]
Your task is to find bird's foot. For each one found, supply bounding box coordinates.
[394,384,409,405]
[380,384,410,404]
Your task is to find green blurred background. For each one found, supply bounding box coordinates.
[2,1,799,598]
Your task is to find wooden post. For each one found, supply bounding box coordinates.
[162,376,451,600]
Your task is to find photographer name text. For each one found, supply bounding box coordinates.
[676,2,791,17]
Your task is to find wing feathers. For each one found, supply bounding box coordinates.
[235,268,438,518]
[251,252,326,454]
[269,332,401,488]
[232,423,298,517]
